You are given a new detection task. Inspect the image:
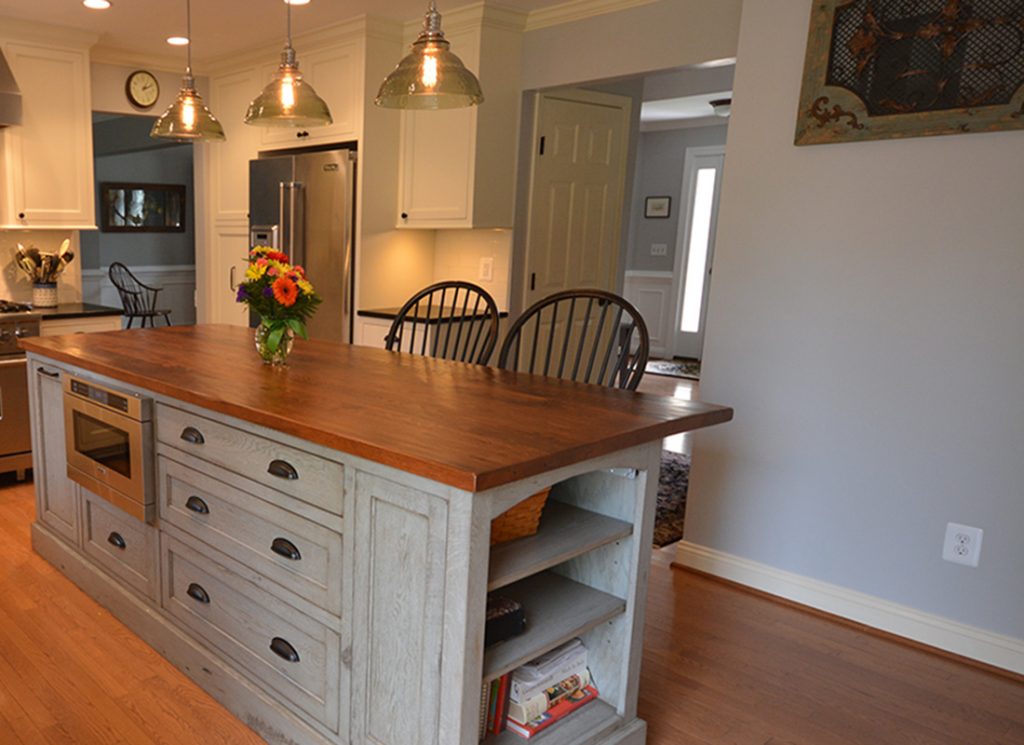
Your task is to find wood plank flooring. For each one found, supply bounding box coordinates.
[1,475,1021,744]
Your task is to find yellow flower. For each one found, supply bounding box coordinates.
[297,279,314,294]
[245,263,267,280]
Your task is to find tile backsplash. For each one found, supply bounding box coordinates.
[1,230,83,304]
[433,229,512,309]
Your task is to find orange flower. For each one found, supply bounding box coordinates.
[272,276,298,307]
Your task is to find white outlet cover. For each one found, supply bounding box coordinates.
[479,257,494,282]
[942,522,983,567]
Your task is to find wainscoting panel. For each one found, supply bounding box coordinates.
[623,271,675,358]
[82,265,196,326]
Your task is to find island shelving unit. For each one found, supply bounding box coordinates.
[21,325,732,745]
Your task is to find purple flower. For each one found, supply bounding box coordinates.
[235,286,247,302]
[262,287,275,298]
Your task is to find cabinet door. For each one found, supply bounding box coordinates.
[348,472,448,745]
[28,363,79,545]
[261,41,362,149]
[0,42,94,228]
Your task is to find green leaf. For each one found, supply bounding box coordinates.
[285,318,307,339]
[266,325,285,353]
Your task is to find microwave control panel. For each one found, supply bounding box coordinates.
[70,379,130,413]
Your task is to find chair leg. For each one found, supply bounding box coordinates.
[163,313,171,327]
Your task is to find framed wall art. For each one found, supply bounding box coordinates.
[101,183,186,233]
[795,0,1024,145]
[645,196,671,218]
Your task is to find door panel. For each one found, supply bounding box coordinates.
[524,90,631,309]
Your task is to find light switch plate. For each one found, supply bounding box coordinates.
[651,243,668,256]
[479,257,494,282]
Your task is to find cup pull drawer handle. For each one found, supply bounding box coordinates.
[268,459,298,480]
[180,426,205,445]
[186,583,210,604]
[185,496,210,515]
[271,537,301,561]
[38,368,60,378]
[107,532,126,550]
[270,637,300,663]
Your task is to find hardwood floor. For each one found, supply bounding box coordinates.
[2,476,1021,744]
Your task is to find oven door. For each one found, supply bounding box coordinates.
[64,393,148,504]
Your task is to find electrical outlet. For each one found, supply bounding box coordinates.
[479,257,494,282]
[650,243,668,256]
[942,522,983,567]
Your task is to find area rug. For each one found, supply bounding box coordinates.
[654,450,690,547]
[645,358,701,380]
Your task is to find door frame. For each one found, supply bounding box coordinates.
[670,144,725,360]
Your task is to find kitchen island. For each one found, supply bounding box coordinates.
[21,325,732,745]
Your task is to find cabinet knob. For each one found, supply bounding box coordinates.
[270,637,300,663]
[186,582,210,604]
[17,212,25,220]
[400,212,409,220]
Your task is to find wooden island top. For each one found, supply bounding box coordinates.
[22,324,732,492]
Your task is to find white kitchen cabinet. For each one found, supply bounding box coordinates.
[259,40,363,150]
[396,8,524,229]
[0,40,95,229]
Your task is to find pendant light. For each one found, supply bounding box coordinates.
[375,1,483,110]
[151,0,225,141]
[245,0,332,128]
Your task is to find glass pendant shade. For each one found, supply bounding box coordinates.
[151,0,225,143]
[151,75,225,140]
[375,2,483,110]
[245,46,332,128]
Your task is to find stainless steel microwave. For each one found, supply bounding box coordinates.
[63,376,155,522]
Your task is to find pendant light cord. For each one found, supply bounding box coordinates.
[185,0,193,77]
[287,0,292,48]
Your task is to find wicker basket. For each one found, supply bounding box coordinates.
[490,487,551,546]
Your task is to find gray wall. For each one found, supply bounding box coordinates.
[686,0,1024,644]
[81,117,195,270]
[627,125,728,272]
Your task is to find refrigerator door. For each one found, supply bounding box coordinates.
[249,157,294,250]
[293,149,355,344]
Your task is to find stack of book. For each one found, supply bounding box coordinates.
[477,638,598,740]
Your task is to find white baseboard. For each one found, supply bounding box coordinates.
[82,265,196,326]
[674,540,1024,675]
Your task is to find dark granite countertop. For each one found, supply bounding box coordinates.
[35,303,123,320]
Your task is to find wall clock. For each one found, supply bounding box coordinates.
[126,70,160,110]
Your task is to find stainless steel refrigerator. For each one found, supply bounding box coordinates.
[249,148,356,343]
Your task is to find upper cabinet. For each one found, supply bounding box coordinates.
[0,39,95,229]
[259,40,363,150]
[396,7,524,230]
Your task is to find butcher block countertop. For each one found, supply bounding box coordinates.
[21,324,733,492]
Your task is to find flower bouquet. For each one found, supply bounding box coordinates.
[235,247,321,365]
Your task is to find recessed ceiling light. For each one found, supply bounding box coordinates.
[284,0,311,5]
[166,36,190,46]
[83,0,112,9]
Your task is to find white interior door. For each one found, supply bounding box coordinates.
[522,89,632,309]
[672,146,725,360]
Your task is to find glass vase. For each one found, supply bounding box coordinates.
[254,321,294,366]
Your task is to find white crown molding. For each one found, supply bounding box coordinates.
[0,16,99,49]
[90,47,186,74]
[675,540,1024,676]
[402,3,528,42]
[524,0,661,32]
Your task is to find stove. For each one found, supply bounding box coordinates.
[0,299,39,479]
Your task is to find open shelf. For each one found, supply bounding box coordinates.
[485,699,621,744]
[488,501,632,592]
[482,571,625,683]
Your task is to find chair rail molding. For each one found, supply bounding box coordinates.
[82,264,196,326]
[675,541,1024,676]
[623,270,674,358]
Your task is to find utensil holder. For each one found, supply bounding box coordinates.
[32,283,58,308]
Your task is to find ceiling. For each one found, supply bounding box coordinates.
[0,0,566,67]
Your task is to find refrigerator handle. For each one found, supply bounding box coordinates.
[290,182,305,269]
[278,182,288,253]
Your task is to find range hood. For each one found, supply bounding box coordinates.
[0,50,22,127]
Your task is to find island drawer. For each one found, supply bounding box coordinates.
[81,487,159,601]
[155,403,345,514]
[158,455,343,616]
[162,534,341,732]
